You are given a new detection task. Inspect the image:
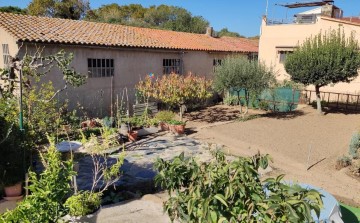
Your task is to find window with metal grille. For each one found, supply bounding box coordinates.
[2,44,10,68]
[213,59,222,72]
[163,59,182,74]
[87,58,114,78]
[213,59,222,66]
[248,53,258,61]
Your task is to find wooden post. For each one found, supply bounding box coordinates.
[327,92,330,105]
[356,95,359,110]
[309,91,312,104]
[25,172,29,196]
[346,94,349,109]
[337,93,340,108]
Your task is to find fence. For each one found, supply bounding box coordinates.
[229,88,301,112]
[303,90,360,111]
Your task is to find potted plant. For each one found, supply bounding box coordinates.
[128,129,138,142]
[63,131,125,221]
[0,119,25,200]
[64,191,102,221]
[167,120,186,135]
[154,111,176,131]
[2,169,23,199]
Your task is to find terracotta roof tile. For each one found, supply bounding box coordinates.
[0,12,258,53]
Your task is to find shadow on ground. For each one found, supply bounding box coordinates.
[185,105,307,123]
[261,110,306,120]
[340,204,360,223]
[185,107,239,123]
[322,107,360,115]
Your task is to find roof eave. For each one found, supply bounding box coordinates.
[17,40,257,53]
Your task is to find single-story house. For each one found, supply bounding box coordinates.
[259,2,360,96]
[0,12,258,116]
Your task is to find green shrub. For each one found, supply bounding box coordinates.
[349,132,360,159]
[154,150,323,223]
[65,191,102,216]
[0,117,26,187]
[154,110,176,123]
[223,95,238,106]
[336,155,352,169]
[0,137,75,222]
[258,100,270,111]
[166,120,185,125]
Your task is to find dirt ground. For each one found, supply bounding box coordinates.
[184,104,360,206]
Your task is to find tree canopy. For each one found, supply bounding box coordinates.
[213,56,275,116]
[0,6,27,14]
[28,0,90,19]
[285,28,360,114]
[218,28,245,38]
[85,4,210,34]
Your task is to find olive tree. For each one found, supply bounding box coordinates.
[213,56,275,117]
[285,28,360,114]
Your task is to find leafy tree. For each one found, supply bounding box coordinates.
[85,4,209,34]
[218,28,244,38]
[248,35,260,40]
[28,0,90,19]
[155,150,324,223]
[213,56,275,117]
[285,29,360,114]
[85,3,147,25]
[0,6,27,14]
[136,73,212,120]
[0,49,86,145]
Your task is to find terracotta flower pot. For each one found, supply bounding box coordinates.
[4,182,22,197]
[128,131,138,142]
[159,122,169,131]
[169,124,185,135]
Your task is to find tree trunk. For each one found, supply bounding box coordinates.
[237,91,243,114]
[179,104,183,121]
[315,85,323,115]
[243,89,249,116]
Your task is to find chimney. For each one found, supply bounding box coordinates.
[206,27,213,37]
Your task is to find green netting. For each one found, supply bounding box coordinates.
[229,88,300,112]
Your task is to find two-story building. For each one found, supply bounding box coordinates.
[259,1,360,96]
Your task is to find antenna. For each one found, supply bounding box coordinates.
[265,0,269,16]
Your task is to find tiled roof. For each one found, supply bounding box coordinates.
[0,12,258,53]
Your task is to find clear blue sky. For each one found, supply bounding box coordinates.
[1,0,359,37]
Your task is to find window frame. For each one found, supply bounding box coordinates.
[2,44,10,68]
[163,58,182,74]
[278,51,293,64]
[87,58,114,78]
